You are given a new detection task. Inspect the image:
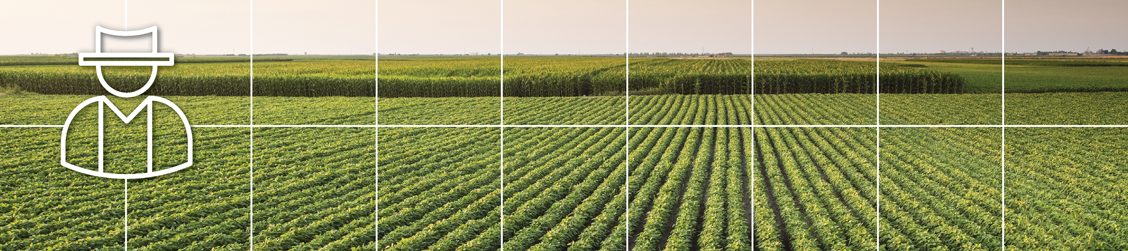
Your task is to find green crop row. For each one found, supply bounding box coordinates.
[753,60,965,94]
[0,57,973,97]
[6,94,1128,250]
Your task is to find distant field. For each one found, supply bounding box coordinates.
[1,56,977,97]
[892,58,1128,93]
[906,58,1128,67]
[5,56,1126,96]
[0,55,297,66]
[884,60,1003,93]
[5,92,1126,126]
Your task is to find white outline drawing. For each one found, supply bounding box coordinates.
[78,26,174,98]
[61,26,192,180]
[60,96,194,179]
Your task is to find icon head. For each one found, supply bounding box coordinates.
[78,26,175,98]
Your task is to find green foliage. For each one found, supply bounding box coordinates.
[1004,66,1128,93]
[1005,128,1128,250]
[0,83,27,95]
[4,94,1128,250]
[893,59,1128,93]
[629,58,751,95]
[907,58,1128,67]
[1,56,976,97]
[754,59,965,94]
[885,60,1002,93]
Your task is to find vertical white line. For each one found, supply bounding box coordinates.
[374,0,380,248]
[147,103,152,173]
[1000,0,1006,250]
[122,2,128,249]
[249,0,255,249]
[99,101,104,172]
[875,0,881,249]
[124,179,128,251]
[749,0,755,247]
[624,0,631,249]
[499,0,506,249]
[374,0,381,248]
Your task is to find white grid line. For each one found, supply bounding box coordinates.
[1000,0,1007,249]
[0,125,66,128]
[624,0,631,249]
[875,0,882,249]
[123,1,129,249]
[379,0,383,247]
[499,0,506,248]
[749,0,756,247]
[248,0,255,249]
[10,124,1128,128]
[124,179,128,250]
[2,0,1119,250]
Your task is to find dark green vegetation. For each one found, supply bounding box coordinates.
[1,56,981,98]
[1006,128,1128,250]
[5,56,1126,97]
[755,59,965,94]
[754,127,1006,250]
[885,60,1002,93]
[896,58,1128,93]
[0,60,374,97]
[1,126,380,250]
[906,58,1128,67]
[3,93,1041,126]
[5,98,1126,250]
[3,56,1128,250]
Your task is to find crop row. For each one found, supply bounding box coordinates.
[1,57,970,97]
[4,96,1125,250]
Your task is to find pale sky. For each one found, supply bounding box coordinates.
[630,0,751,54]
[881,0,1001,53]
[382,0,751,55]
[502,0,626,55]
[379,0,499,55]
[0,0,374,55]
[1006,0,1128,53]
[755,0,877,54]
[756,0,1125,54]
[3,1,1123,55]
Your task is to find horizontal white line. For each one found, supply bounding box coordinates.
[0,125,65,128]
[5,124,1128,128]
[123,124,1128,128]
[78,53,175,66]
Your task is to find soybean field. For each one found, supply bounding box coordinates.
[3,55,1128,250]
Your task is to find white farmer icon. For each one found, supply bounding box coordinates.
[61,26,193,179]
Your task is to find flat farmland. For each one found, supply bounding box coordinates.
[3,56,1128,250]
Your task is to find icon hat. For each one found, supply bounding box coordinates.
[78,26,175,98]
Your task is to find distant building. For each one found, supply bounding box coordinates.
[712,52,733,58]
[1047,52,1077,56]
